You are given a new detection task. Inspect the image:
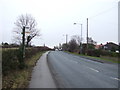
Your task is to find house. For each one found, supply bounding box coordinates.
[88,37,97,45]
[95,44,103,49]
[103,42,119,52]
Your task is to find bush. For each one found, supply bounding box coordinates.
[87,49,101,57]
[2,49,19,75]
[68,39,79,52]
[101,50,119,57]
[86,49,119,57]
[2,47,50,75]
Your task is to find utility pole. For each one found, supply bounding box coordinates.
[22,26,25,62]
[18,26,26,68]
[19,26,29,68]
[66,34,68,45]
[63,34,68,45]
[87,18,88,52]
[44,43,45,47]
[80,24,82,54]
[73,22,83,54]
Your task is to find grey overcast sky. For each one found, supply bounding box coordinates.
[0,0,119,48]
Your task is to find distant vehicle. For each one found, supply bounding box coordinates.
[55,49,58,51]
[59,49,62,51]
[116,50,119,53]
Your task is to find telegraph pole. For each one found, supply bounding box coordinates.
[19,26,29,68]
[80,24,82,54]
[22,26,25,62]
[66,34,68,45]
[63,34,68,45]
[18,26,26,69]
[73,22,83,54]
[87,18,88,51]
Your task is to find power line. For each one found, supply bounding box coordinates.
[88,5,117,19]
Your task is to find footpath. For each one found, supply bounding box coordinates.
[29,51,57,88]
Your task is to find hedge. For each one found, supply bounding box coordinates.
[2,49,19,75]
[86,49,119,57]
[2,47,51,75]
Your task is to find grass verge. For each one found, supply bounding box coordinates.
[65,51,119,64]
[3,51,46,88]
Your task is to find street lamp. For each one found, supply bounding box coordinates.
[73,23,83,54]
[63,34,68,45]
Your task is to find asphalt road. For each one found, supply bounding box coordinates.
[48,51,119,88]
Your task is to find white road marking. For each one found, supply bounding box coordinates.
[68,60,78,64]
[88,67,99,72]
[68,60,100,72]
[66,59,100,72]
[110,77,120,81]
[72,60,78,63]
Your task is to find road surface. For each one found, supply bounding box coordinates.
[48,51,119,88]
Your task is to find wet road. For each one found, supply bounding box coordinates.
[48,51,119,88]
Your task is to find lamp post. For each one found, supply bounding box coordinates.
[74,23,83,54]
[63,34,68,45]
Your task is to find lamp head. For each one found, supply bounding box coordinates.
[74,23,77,25]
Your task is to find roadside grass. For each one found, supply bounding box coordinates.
[2,48,19,51]
[3,51,46,88]
[2,47,31,51]
[65,51,119,64]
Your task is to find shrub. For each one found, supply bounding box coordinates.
[87,49,101,57]
[100,50,119,57]
[2,49,19,75]
[2,47,50,75]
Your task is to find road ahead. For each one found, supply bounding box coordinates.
[48,51,119,88]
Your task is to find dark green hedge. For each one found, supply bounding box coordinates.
[2,47,51,75]
[87,49,101,57]
[100,50,119,57]
[2,49,19,75]
[86,49,119,57]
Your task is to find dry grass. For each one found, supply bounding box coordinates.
[100,56,118,62]
[2,47,32,51]
[2,48,19,51]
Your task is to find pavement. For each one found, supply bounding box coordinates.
[47,51,119,88]
[28,51,57,88]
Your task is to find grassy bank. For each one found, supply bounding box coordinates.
[65,51,119,63]
[3,51,45,88]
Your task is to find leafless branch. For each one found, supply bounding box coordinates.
[13,14,40,46]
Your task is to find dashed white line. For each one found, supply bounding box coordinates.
[86,67,99,72]
[65,58,119,82]
[68,60,78,64]
[110,77,120,81]
[68,60,100,72]
[72,60,78,64]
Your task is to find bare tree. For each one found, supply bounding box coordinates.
[71,35,83,46]
[62,43,69,51]
[13,14,40,46]
[68,38,79,52]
